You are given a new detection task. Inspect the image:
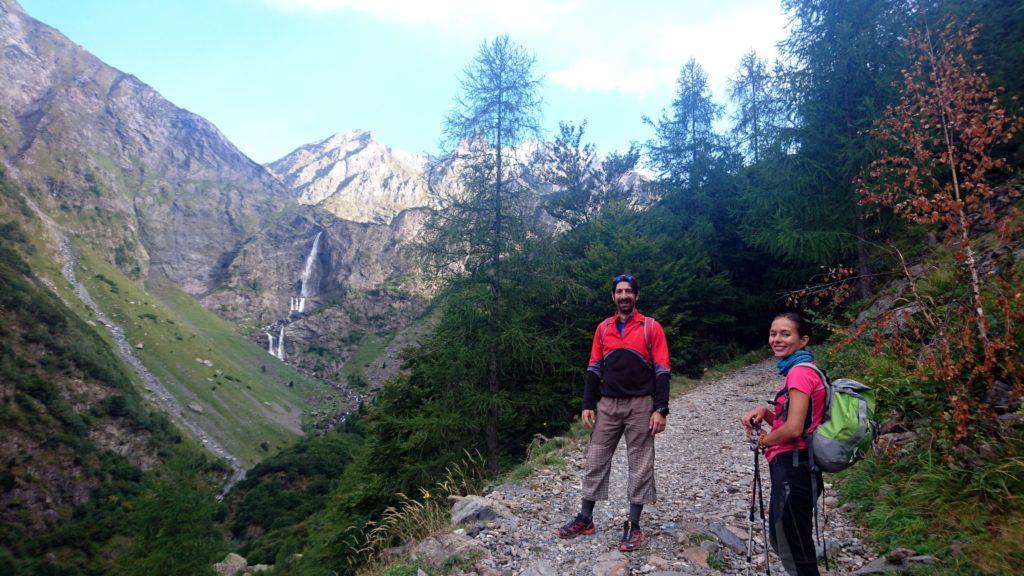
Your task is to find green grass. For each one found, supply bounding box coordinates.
[341,333,390,385]
[837,440,1024,575]
[75,243,335,466]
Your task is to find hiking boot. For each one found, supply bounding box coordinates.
[556,515,595,539]
[619,520,645,552]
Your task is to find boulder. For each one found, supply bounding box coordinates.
[708,521,746,554]
[593,551,629,576]
[187,402,206,414]
[851,548,937,575]
[876,432,917,456]
[213,553,247,576]
[449,495,514,527]
[411,532,487,569]
[682,547,710,569]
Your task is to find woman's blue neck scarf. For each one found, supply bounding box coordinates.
[777,349,815,375]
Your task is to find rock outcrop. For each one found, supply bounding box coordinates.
[268,130,430,225]
[0,0,290,295]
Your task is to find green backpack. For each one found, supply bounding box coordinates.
[797,363,877,473]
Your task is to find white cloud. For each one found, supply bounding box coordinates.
[548,59,677,95]
[548,3,788,97]
[264,0,583,31]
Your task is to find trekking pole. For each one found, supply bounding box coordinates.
[746,420,758,575]
[748,419,771,576]
[755,447,771,575]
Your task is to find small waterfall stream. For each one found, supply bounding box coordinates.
[300,231,322,300]
[266,229,323,359]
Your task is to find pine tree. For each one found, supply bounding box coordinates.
[423,36,545,477]
[740,0,912,291]
[728,51,782,163]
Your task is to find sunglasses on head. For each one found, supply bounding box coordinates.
[613,274,635,284]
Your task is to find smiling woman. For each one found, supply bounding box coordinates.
[742,313,827,576]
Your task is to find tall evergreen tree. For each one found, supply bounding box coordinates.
[422,36,546,477]
[729,51,782,163]
[741,0,912,293]
[536,120,600,227]
[646,59,723,198]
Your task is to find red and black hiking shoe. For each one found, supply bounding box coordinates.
[556,515,595,539]
[619,521,645,552]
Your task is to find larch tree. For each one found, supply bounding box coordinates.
[423,35,544,477]
[535,120,598,227]
[646,58,723,197]
[729,51,780,164]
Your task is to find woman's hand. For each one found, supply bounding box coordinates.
[741,407,771,438]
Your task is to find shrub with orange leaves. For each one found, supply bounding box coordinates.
[851,14,1023,450]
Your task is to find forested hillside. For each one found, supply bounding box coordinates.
[227,2,1024,575]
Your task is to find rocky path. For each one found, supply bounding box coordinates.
[470,360,874,575]
[18,188,246,493]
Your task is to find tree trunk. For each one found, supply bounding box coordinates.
[486,348,500,477]
[855,205,872,297]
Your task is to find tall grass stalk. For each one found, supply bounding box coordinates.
[353,453,485,575]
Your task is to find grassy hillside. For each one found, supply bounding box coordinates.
[75,245,339,466]
[0,195,228,574]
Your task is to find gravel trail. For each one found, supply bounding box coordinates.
[476,360,874,575]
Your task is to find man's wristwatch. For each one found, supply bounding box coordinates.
[655,406,669,417]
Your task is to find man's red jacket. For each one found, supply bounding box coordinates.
[583,310,671,412]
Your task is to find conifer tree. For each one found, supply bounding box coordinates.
[646,59,722,197]
[423,35,545,477]
[536,120,600,227]
[740,0,911,291]
[728,51,781,163]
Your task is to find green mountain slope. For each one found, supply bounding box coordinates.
[74,244,339,467]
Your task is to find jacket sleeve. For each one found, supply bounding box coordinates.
[583,323,604,410]
[650,320,671,412]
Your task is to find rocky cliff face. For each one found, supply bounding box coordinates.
[268,130,430,225]
[0,0,288,295]
[202,205,432,385]
[268,131,654,228]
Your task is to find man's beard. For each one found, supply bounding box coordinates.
[616,299,635,314]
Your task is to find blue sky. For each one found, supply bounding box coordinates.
[19,0,789,163]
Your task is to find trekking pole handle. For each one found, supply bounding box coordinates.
[749,418,762,452]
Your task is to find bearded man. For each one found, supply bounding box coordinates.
[556,274,671,552]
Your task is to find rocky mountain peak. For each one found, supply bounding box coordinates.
[267,130,428,224]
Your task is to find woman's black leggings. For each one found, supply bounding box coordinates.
[768,450,823,576]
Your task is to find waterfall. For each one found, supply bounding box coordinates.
[277,326,285,360]
[298,297,305,313]
[266,332,275,354]
[300,231,322,298]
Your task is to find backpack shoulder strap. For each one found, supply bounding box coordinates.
[794,362,831,416]
[643,317,653,364]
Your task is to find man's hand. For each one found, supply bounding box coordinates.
[649,411,666,435]
[582,409,596,429]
